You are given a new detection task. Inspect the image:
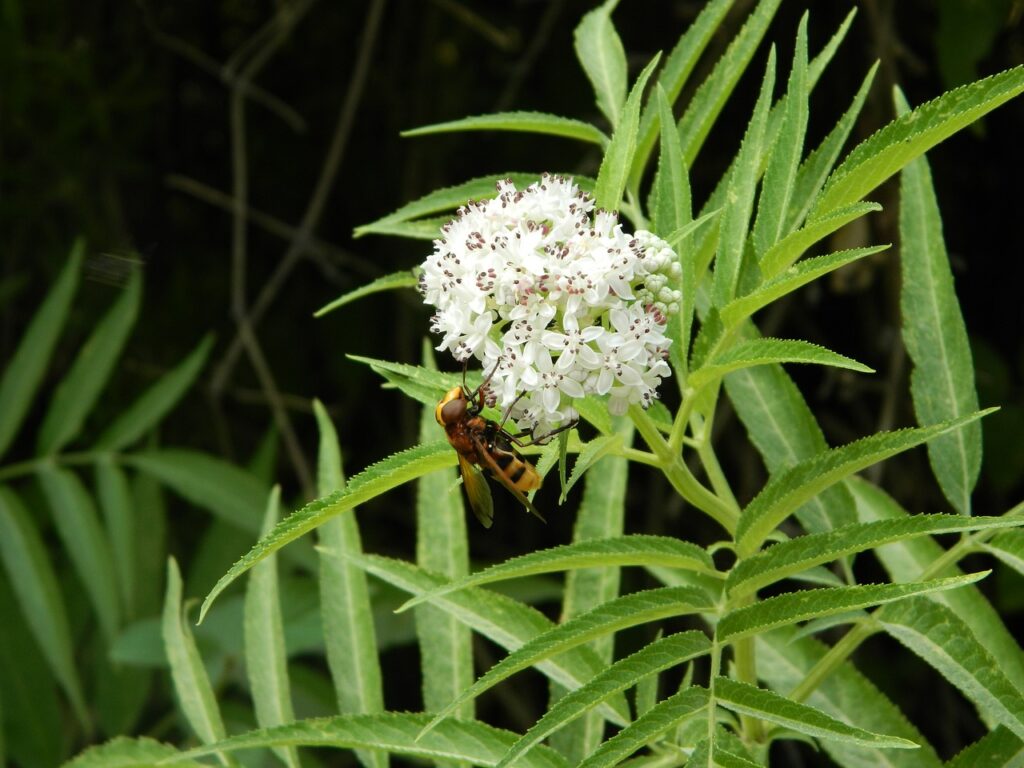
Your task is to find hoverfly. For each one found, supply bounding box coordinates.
[435,364,571,528]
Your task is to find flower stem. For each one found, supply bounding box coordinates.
[668,387,696,454]
[693,415,740,512]
[630,404,739,534]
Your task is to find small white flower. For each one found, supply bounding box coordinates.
[419,175,678,431]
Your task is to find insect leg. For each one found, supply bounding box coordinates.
[496,390,528,431]
[511,418,580,447]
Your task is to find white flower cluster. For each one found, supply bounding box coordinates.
[419,174,681,435]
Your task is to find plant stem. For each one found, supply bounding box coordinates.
[693,416,740,511]
[630,405,739,534]
[707,635,722,750]
[620,447,662,468]
[668,387,696,453]
[0,451,111,481]
[731,595,765,743]
[786,620,879,705]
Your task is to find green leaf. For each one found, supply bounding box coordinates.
[573,395,613,435]
[95,457,136,618]
[629,0,733,186]
[559,424,635,623]
[95,335,214,451]
[633,653,660,721]
[94,650,152,744]
[760,202,882,279]
[879,597,1024,739]
[786,62,878,231]
[132,470,169,617]
[552,421,633,762]
[548,421,634,757]
[714,677,918,749]
[649,85,691,239]
[314,271,418,318]
[811,65,1024,218]
[757,626,942,767]
[734,410,994,554]
[351,354,458,408]
[360,216,453,241]
[63,736,205,768]
[689,7,857,258]
[244,487,299,768]
[574,0,627,126]
[38,269,140,454]
[946,727,1024,768]
[728,514,1024,599]
[354,173,580,238]
[663,204,721,251]
[37,466,120,640]
[722,245,889,328]
[314,400,343,495]
[690,338,872,391]
[718,572,987,642]
[980,530,1024,576]
[851,477,1024,694]
[676,0,783,166]
[594,53,661,211]
[751,13,808,258]
[500,632,710,768]
[0,240,82,460]
[402,111,608,146]
[199,441,455,622]
[344,553,630,727]
[896,88,981,515]
[172,713,569,768]
[414,362,473,722]
[712,48,775,308]
[421,586,711,736]
[125,449,268,535]
[312,400,385,768]
[399,535,715,613]
[161,558,229,749]
[576,687,710,768]
[548,430,626,761]
[725,361,858,535]
[0,486,87,725]
[561,434,624,503]
[0,578,65,767]
[687,740,762,768]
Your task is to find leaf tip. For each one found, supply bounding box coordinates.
[394,596,419,614]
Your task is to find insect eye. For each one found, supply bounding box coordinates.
[441,397,466,423]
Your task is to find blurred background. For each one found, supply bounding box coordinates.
[1,0,1022,764]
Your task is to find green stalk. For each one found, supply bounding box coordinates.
[630,405,739,533]
[785,619,879,705]
[0,451,112,481]
[693,415,740,511]
[732,594,765,743]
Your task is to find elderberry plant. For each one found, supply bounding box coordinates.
[122,3,1024,768]
[421,175,677,430]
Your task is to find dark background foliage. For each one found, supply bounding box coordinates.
[1,0,1022,764]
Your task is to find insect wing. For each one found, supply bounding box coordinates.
[471,433,546,523]
[458,453,494,528]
